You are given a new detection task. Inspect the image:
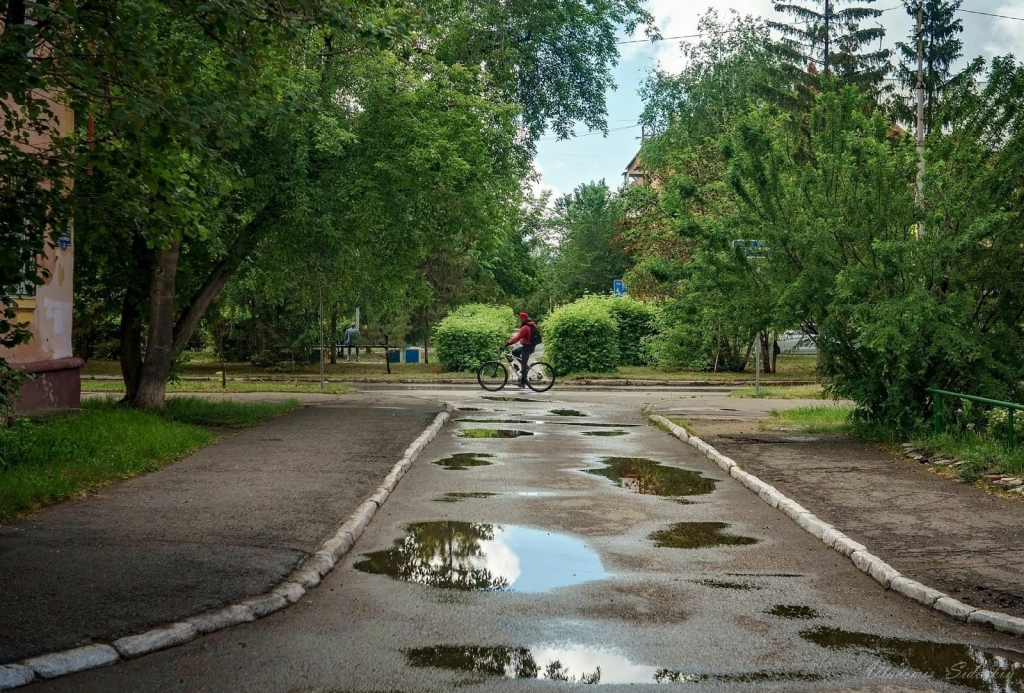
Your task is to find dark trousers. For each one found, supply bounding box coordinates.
[345,345,359,359]
[511,345,535,384]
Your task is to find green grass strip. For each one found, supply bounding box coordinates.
[761,405,854,434]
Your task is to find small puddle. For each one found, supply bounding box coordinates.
[585,458,717,498]
[432,453,494,470]
[649,522,758,549]
[355,521,606,592]
[407,645,821,684]
[458,407,482,412]
[458,428,535,439]
[434,492,499,503]
[549,422,640,428]
[801,626,1024,691]
[582,430,629,437]
[459,419,534,424]
[767,605,820,619]
[550,409,586,417]
[694,578,760,590]
[483,396,539,402]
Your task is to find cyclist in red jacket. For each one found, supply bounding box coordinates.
[507,312,539,388]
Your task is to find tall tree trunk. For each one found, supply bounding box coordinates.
[132,241,181,409]
[118,234,151,403]
[329,305,338,365]
[172,261,236,353]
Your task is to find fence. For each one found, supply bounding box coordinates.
[926,387,1024,450]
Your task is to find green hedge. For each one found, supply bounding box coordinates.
[605,297,659,366]
[434,304,516,372]
[542,298,619,374]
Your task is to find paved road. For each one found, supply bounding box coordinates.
[31,389,1024,691]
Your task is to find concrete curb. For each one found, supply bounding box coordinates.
[647,414,1024,640]
[0,405,453,690]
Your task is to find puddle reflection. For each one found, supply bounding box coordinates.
[583,430,629,437]
[432,453,494,470]
[458,428,535,439]
[768,604,820,620]
[802,626,1024,691]
[585,457,717,498]
[649,522,758,548]
[434,492,498,502]
[355,521,606,592]
[550,409,587,417]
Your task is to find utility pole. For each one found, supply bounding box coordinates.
[915,0,926,239]
[319,280,325,390]
[823,0,831,74]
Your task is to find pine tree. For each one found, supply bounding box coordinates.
[770,0,891,88]
[893,0,964,133]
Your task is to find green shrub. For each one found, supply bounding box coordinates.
[434,304,516,372]
[542,298,619,374]
[605,297,659,366]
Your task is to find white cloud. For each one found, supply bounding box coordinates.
[529,160,561,204]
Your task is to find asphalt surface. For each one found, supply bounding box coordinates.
[29,388,1024,692]
[0,393,440,664]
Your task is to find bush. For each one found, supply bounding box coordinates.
[605,297,659,366]
[542,298,619,374]
[434,304,516,372]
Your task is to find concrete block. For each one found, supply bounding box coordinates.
[25,645,119,679]
[934,597,977,621]
[0,665,35,690]
[777,498,811,522]
[290,567,321,590]
[272,582,306,604]
[758,486,784,508]
[819,527,844,548]
[688,436,704,449]
[369,488,390,507]
[241,593,289,619]
[187,604,256,634]
[830,535,866,557]
[968,610,1024,636]
[319,532,354,562]
[797,514,834,541]
[866,560,901,589]
[889,577,944,607]
[308,552,335,577]
[114,623,198,659]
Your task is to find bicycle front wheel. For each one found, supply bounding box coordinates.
[477,361,509,392]
[525,361,555,392]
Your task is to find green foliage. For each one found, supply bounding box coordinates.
[542,298,619,374]
[601,297,659,366]
[892,0,965,132]
[434,305,516,372]
[159,397,299,428]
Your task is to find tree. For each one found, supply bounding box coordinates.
[892,0,965,133]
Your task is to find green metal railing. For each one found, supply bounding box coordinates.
[926,387,1024,450]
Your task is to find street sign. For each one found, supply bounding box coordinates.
[732,240,768,259]
[613,279,626,297]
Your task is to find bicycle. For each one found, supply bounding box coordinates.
[477,348,555,393]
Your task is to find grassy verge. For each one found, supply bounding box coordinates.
[760,405,854,434]
[905,431,1024,480]
[82,380,354,395]
[0,397,299,521]
[730,385,825,399]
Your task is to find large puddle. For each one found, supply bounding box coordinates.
[649,522,758,549]
[434,492,499,502]
[355,521,606,592]
[458,428,535,439]
[801,626,1024,691]
[407,644,820,685]
[585,457,717,498]
[459,419,533,424]
[549,422,640,428]
[432,453,494,470]
[582,430,629,437]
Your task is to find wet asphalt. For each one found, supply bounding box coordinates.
[29,389,1024,692]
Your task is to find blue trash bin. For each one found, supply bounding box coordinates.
[404,347,420,364]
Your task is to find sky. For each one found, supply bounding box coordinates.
[532,0,1024,202]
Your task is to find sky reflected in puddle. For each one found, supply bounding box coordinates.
[585,457,717,498]
[355,521,606,592]
[801,626,1024,691]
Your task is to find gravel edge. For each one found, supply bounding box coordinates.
[0,405,453,690]
[647,414,1024,640]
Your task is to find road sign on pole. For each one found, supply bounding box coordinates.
[732,240,769,259]
[613,279,626,297]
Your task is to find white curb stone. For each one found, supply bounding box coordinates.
[306,552,334,577]
[797,514,834,541]
[114,623,198,659]
[889,577,944,607]
[776,498,810,522]
[934,597,977,621]
[758,486,785,508]
[830,534,867,557]
[241,593,289,619]
[272,582,306,604]
[290,567,321,590]
[369,488,390,507]
[24,645,119,679]
[187,604,256,634]
[968,610,1024,636]
[0,664,35,690]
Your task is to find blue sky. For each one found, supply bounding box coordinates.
[532,0,1024,202]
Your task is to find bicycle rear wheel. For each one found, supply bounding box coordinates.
[525,361,555,392]
[477,361,509,391]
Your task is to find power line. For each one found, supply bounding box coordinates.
[537,124,641,140]
[959,8,1024,22]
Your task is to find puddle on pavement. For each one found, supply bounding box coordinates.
[482,396,540,402]
[458,428,535,439]
[459,419,534,424]
[458,407,482,411]
[582,430,629,437]
[585,457,717,498]
[355,521,606,592]
[550,409,586,417]
[407,645,822,685]
[728,572,804,578]
[767,605,820,619]
[694,578,760,590]
[432,453,494,470]
[434,492,499,503]
[801,626,1024,692]
[649,522,758,549]
[549,422,641,428]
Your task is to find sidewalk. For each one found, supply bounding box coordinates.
[685,416,1024,619]
[0,394,442,665]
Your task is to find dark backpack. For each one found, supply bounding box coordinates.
[527,321,542,346]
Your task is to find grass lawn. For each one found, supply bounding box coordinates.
[760,405,855,434]
[904,431,1024,480]
[82,379,355,395]
[0,397,298,521]
[730,384,826,399]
